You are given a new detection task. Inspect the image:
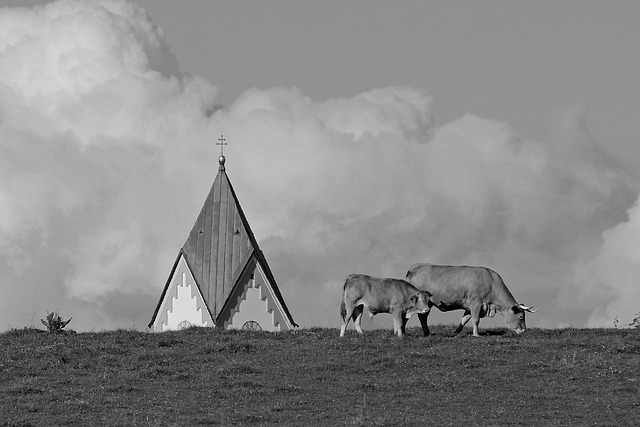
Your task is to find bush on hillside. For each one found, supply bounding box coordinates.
[40,311,73,333]
[614,312,640,329]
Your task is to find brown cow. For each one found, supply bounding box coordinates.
[340,274,431,338]
[405,263,537,337]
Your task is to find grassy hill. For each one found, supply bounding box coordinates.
[1,326,638,426]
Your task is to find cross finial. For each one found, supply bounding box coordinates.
[217,134,227,156]
[216,134,228,170]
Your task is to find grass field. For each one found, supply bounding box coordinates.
[1,325,638,426]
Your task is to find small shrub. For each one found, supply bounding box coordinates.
[40,311,72,333]
[614,313,640,329]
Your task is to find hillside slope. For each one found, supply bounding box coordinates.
[1,326,638,426]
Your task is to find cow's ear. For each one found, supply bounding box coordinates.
[410,295,418,303]
[511,305,523,314]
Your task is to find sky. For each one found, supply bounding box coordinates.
[1,0,639,332]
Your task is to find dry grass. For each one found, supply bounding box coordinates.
[1,326,638,426]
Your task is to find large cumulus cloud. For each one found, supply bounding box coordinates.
[0,0,218,330]
[218,95,636,328]
[1,0,637,332]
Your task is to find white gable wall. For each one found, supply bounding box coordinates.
[226,260,290,332]
[163,272,209,331]
[227,279,280,332]
[152,253,294,332]
[151,254,214,332]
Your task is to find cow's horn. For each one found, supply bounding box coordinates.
[518,304,537,313]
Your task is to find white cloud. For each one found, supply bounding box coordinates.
[1,0,637,332]
[0,0,219,330]
[219,89,635,329]
[570,199,640,327]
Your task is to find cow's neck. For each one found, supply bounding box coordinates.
[495,300,517,316]
[495,305,510,316]
[492,285,518,311]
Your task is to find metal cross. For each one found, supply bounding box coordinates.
[217,134,228,156]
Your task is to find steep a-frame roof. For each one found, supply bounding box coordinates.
[149,155,297,329]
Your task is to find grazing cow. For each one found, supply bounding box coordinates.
[405,263,537,337]
[340,274,432,338]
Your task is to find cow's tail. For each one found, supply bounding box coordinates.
[339,275,351,321]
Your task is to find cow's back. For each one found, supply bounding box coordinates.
[344,274,413,302]
[406,263,498,307]
[343,274,430,316]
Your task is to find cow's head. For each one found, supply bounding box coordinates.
[505,304,537,334]
[405,291,432,319]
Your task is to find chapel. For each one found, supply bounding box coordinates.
[149,139,297,332]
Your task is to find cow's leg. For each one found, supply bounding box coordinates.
[418,312,431,337]
[393,313,405,338]
[352,305,365,335]
[340,302,355,337]
[454,309,472,334]
[471,317,481,337]
[339,317,350,337]
[400,316,409,337]
[468,307,482,337]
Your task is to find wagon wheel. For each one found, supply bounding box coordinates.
[242,320,262,331]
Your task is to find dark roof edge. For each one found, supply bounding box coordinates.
[148,249,183,329]
[180,249,217,327]
[215,247,255,325]
[224,171,298,328]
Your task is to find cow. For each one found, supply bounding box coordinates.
[405,263,537,337]
[340,274,432,338]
